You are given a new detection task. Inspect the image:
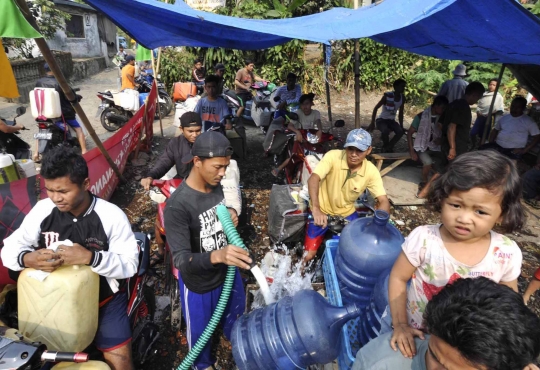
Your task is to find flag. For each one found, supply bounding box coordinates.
[0,0,42,38]
[136,45,152,61]
[0,39,20,98]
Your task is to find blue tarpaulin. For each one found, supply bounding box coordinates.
[83,0,540,65]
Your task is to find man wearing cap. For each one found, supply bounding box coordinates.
[121,55,137,90]
[35,63,87,157]
[438,64,469,103]
[214,63,226,95]
[140,112,202,265]
[164,131,251,370]
[305,128,391,262]
[274,72,302,109]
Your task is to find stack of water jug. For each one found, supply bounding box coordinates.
[335,210,404,347]
[230,210,404,370]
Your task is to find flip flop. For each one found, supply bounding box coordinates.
[271,168,280,177]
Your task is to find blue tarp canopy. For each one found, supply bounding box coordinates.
[83,0,540,65]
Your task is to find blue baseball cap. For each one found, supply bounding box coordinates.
[344,128,372,151]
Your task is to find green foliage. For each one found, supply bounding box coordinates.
[159,48,198,91]
[5,0,71,59]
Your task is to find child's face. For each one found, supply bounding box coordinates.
[195,62,202,70]
[440,188,503,242]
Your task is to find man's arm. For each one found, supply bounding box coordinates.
[126,67,136,86]
[376,195,391,214]
[398,99,405,127]
[488,128,499,143]
[308,173,327,228]
[438,81,448,97]
[447,123,457,160]
[91,204,139,279]
[234,70,246,90]
[520,134,540,154]
[368,96,386,132]
[407,126,418,161]
[288,84,302,105]
[143,139,178,188]
[0,121,24,133]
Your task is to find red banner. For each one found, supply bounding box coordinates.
[85,81,157,200]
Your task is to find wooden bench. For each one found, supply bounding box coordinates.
[370,152,411,177]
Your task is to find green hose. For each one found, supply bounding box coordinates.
[177,205,247,370]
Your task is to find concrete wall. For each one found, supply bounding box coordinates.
[47,6,102,59]
[10,52,107,104]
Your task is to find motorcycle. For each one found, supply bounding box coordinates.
[0,107,31,159]
[0,232,158,368]
[135,76,172,118]
[96,91,133,132]
[34,89,83,158]
[275,120,345,185]
[139,72,173,116]
[222,81,276,124]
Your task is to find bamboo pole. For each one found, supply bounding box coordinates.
[134,98,150,160]
[354,0,360,128]
[323,44,333,124]
[14,0,125,182]
[150,50,164,136]
[481,64,506,144]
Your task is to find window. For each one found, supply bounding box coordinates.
[65,14,85,38]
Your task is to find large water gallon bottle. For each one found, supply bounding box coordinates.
[357,269,392,347]
[52,362,112,370]
[18,265,99,352]
[231,289,361,370]
[335,210,403,309]
[0,153,21,184]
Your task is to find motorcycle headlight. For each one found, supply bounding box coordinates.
[307,132,319,144]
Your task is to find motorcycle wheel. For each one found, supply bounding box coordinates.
[100,106,124,132]
[169,270,182,332]
[131,285,158,366]
[160,93,173,116]
[155,101,168,120]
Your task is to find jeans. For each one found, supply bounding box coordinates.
[523,168,540,200]
[376,118,404,150]
[479,142,523,160]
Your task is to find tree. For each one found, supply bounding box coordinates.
[5,0,71,59]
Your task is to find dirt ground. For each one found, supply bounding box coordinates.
[110,88,540,370]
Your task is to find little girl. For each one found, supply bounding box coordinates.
[388,150,525,359]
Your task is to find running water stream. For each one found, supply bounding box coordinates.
[250,265,275,305]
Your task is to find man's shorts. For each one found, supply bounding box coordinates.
[417,150,447,174]
[305,211,359,252]
[65,119,81,129]
[95,292,132,352]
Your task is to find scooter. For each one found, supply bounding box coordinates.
[139,72,173,116]
[0,107,31,160]
[135,76,172,118]
[96,91,133,132]
[222,81,276,123]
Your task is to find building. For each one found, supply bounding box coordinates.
[47,0,118,65]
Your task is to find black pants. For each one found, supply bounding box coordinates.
[376,118,404,150]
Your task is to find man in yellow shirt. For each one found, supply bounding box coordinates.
[305,128,391,262]
[121,55,137,90]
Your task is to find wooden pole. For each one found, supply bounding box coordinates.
[150,50,164,136]
[134,99,150,160]
[354,0,360,128]
[481,64,506,144]
[14,0,125,183]
[323,44,333,124]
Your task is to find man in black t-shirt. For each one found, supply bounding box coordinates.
[417,82,485,198]
[164,131,251,370]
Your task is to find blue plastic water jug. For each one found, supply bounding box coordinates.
[231,289,361,370]
[335,210,403,308]
[357,269,392,346]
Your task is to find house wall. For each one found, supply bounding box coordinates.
[47,6,102,58]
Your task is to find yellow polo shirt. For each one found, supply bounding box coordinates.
[312,149,386,217]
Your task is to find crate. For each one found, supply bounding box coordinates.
[322,239,360,370]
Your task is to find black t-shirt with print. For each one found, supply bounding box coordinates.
[164,181,228,294]
[441,98,472,157]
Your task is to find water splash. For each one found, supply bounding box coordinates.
[250,265,275,305]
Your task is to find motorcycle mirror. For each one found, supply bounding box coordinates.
[73,87,81,92]
[334,119,345,128]
[16,106,26,117]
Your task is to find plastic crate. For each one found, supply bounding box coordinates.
[322,239,360,370]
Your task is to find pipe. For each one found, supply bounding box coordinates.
[176,205,247,370]
[481,64,506,144]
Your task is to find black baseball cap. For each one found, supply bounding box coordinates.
[182,131,234,163]
[125,55,135,62]
[214,63,225,71]
[180,112,202,127]
[44,63,51,71]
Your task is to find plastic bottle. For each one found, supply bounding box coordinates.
[29,88,62,119]
[231,289,361,370]
[357,269,392,346]
[0,153,20,184]
[335,210,403,308]
[18,265,99,352]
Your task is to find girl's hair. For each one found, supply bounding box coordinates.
[427,151,525,232]
[299,93,315,105]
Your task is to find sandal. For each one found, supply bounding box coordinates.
[524,198,540,209]
[149,251,164,267]
[271,168,280,177]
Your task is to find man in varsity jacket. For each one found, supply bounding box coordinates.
[1,146,138,370]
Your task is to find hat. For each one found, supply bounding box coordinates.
[182,131,234,163]
[43,63,51,71]
[214,63,225,71]
[452,64,467,76]
[125,55,135,62]
[344,128,372,151]
[180,112,202,127]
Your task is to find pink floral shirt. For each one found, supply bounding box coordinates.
[403,225,522,329]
